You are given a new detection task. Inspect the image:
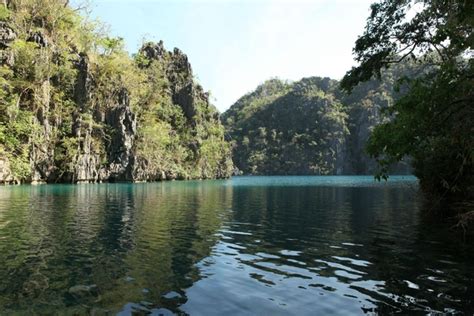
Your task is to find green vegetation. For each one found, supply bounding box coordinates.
[0,0,232,183]
[225,0,472,217]
[222,71,413,175]
[341,0,473,213]
[223,78,348,175]
[1,0,471,218]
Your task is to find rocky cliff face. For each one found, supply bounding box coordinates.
[0,21,15,65]
[29,80,55,183]
[0,2,232,184]
[131,41,232,181]
[222,78,349,175]
[0,21,17,183]
[104,90,137,182]
[140,42,209,124]
[223,73,412,176]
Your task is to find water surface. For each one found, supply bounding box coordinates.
[0,176,473,315]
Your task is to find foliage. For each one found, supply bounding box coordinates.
[0,0,232,182]
[0,6,11,21]
[342,0,474,205]
[224,64,419,176]
[223,78,349,175]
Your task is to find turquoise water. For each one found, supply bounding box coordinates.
[0,176,473,315]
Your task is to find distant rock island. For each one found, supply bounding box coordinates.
[222,69,412,176]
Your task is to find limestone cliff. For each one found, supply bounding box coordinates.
[0,1,232,184]
[222,73,412,176]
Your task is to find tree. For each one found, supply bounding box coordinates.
[341,0,473,211]
[0,0,232,183]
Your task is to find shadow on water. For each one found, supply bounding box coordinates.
[0,176,473,315]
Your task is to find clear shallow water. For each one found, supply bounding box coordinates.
[0,176,473,315]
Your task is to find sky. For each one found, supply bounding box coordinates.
[81,0,374,112]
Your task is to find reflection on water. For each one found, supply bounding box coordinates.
[0,176,473,315]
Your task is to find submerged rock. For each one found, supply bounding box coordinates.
[117,302,151,316]
[162,291,182,300]
[68,284,99,299]
[150,308,175,316]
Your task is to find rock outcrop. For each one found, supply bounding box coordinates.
[223,73,412,176]
[140,41,209,123]
[223,78,349,175]
[0,21,15,66]
[0,1,232,184]
[0,156,14,183]
[29,80,55,184]
[66,53,99,183]
[0,21,15,48]
[104,89,136,182]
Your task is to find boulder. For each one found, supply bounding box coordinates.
[68,284,99,299]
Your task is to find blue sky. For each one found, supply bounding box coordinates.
[82,0,374,112]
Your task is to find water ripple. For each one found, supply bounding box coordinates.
[0,177,472,315]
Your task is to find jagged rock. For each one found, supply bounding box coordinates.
[0,0,232,185]
[68,53,102,183]
[0,21,15,66]
[0,156,15,183]
[141,42,201,122]
[75,156,100,183]
[73,53,93,114]
[140,40,167,62]
[0,22,15,48]
[170,47,191,76]
[104,89,137,182]
[29,80,56,183]
[173,82,197,121]
[1,32,231,184]
[65,52,130,183]
[132,41,232,180]
[166,48,208,122]
[27,31,48,47]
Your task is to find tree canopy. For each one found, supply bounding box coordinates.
[222,71,413,176]
[342,0,473,210]
[0,0,232,183]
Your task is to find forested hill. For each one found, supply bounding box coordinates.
[0,1,232,184]
[222,66,414,176]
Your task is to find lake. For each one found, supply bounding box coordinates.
[0,176,473,315]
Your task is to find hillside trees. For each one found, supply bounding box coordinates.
[0,0,232,183]
[223,78,350,175]
[341,0,473,208]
